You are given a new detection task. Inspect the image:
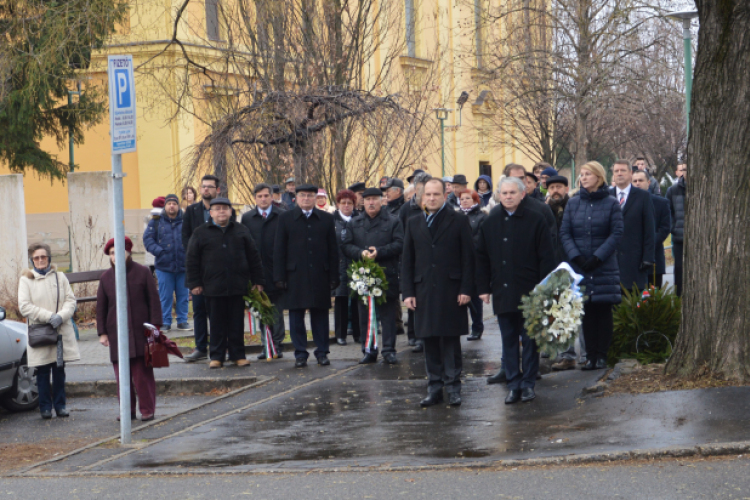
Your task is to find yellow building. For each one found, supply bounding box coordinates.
[3,0,538,243]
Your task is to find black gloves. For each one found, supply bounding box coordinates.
[582,256,603,272]
[274,281,287,291]
[572,256,586,269]
[639,261,654,272]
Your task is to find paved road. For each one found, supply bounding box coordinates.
[3,456,750,499]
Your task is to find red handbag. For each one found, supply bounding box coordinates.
[143,325,184,368]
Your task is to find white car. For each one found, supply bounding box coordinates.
[0,307,39,411]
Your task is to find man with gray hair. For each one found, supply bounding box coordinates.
[399,171,432,352]
[477,176,556,404]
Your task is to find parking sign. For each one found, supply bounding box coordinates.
[107,55,137,154]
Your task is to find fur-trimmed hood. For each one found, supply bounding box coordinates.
[21,263,57,280]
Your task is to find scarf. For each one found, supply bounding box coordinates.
[34,265,52,276]
[425,202,447,227]
[460,203,479,214]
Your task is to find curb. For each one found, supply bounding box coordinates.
[178,336,338,355]
[66,376,258,397]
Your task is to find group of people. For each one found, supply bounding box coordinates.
[16,157,687,419]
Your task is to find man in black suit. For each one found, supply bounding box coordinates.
[181,174,222,362]
[402,178,475,407]
[477,177,556,403]
[610,161,655,291]
[241,183,286,359]
[273,184,339,367]
[633,170,671,288]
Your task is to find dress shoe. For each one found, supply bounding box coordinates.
[141,414,155,422]
[317,356,331,366]
[408,338,417,347]
[578,356,588,365]
[552,358,576,371]
[117,413,137,421]
[412,342,424,353]
[209,360,223,369]
[383,353,398,364]
[55,408,70,418]
[581,359,597,371]
[185,349,207,362]
[359,353,378,364]
[595,358,608,370]
[467,331,483,341]
[177,322,192,331]
[336,338,347,346]
[521,387,536,402]
[448,393,462,406]
[235,359,251,367]
[276,350,283,359]
[420,392,444,407]
[295,359,308,368]
[257,352,267,360]
[487,369,507,384]
[40,410,53,419]
[505,390,522,404]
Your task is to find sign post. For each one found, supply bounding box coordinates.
[107,55,137,444]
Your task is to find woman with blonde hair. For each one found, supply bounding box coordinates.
[559,161,624,370]
[18,243,80,419]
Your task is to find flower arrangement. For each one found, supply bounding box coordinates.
[347,258,389,305]
[243,282,279,360]
[519,263,585,357]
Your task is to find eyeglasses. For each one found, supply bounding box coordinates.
[32,256,49,262]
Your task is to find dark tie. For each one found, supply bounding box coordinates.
[619,192,625,205]
[262,211,267,218]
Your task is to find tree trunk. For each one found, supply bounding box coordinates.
[665,0,750,381]
[574,107,589,166]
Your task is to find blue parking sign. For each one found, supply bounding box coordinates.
[107,55,137,154]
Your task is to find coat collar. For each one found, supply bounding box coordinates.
[292,206,320,220]
[253,206,277,220]
[23,264,58,280]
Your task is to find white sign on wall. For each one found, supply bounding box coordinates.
[107,55,137,154]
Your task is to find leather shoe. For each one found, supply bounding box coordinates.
[467,331,483,341]
[359,353,377,364]
[41,410,52,419]
[487,369,507,384]
[412,342,424,353]
[505,390,522,404]
[317,356,331,366]
[55,408,70,417]
[257,352,267,360]
[448,393,462,406]
[595,358,608,370]
[420,392,444,407]
[295,359,308,368]
[383,353,398,365]
[117,413,137,421]
[521,387,536,402]
[141,414,155,422]
[408,338,417,346]
[581,359,597,371]
[336,338,347,346]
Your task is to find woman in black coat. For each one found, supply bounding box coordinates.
[455,188,488,340]
[332,190,360,345]
[559,161,624,370]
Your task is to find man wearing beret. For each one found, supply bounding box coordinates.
[186,197,265,369]
[341,187,404,364]
[274,184,339,367]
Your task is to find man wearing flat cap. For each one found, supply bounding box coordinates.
[341,187,404,364]
[282,177,296,209]
[348,182,366,213]
[383,178,405,216]
[274,184,339,367]
[446,174,468,207]
[186,197,265,369]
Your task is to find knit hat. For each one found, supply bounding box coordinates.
[317,189,328,197]
[540,167,559,177]
[164,194,179,205]
[152,196,166,208]
[104,236,133,256]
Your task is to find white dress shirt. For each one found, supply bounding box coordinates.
[616,184,632,206]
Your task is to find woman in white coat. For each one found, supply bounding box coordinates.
[18,243,80,419]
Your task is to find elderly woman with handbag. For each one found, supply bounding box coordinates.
[18,243,80,419]
[97,236,163,421]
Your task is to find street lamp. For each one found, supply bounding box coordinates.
[666,9,699,137]
[433,107,452,177]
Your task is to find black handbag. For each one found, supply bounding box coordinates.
[27,272,60,348]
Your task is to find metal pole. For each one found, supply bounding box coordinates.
[68,92,75,173]
[111,153,131,444]
[571,157,576,188]
[440,117,446,177]
[682,19,693,138]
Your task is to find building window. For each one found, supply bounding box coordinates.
[406,0,416,58]
[474,0,483,68]
[206,0,221,41]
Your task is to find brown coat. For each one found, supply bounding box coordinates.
[96,260,162,363]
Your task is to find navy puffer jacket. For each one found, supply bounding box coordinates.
[560,185,624,304]
[143,211,185,274]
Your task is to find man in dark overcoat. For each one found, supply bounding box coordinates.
[273,184,339,367]
[609,161,655,291]
[241,183,286,359]
[341,187,404,365]
[186,197,265,369]
[476,177,556,404]
[402,178,475,407]
[633,170,671,288]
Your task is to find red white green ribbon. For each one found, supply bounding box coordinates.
[263,325,278,360]
[365,295,378,353]
[247,310,258,337]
